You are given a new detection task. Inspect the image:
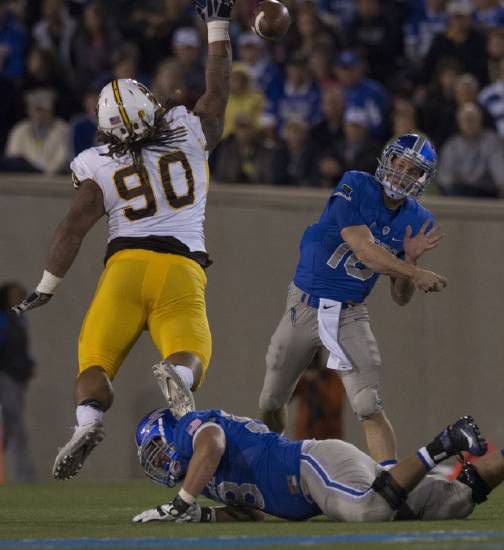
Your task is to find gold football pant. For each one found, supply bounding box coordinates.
[78,249,211,388]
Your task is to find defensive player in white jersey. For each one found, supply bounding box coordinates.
[12,0,236,480]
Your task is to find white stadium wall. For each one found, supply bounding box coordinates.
[1,176,504,481]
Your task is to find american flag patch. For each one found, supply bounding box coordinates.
[109,116,121,125]
[186,418,203,436]
[287,475,299,495]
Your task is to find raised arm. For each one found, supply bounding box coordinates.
[12,180,105,315]
[341,225,447,293]
[193,0,233,152]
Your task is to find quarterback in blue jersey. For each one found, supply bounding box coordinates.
[132,407,503,524]
[259,134,447,466]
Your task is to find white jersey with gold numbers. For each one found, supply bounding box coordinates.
[70,106,209,254]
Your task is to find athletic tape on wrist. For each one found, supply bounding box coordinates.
[36,270,63,295]
[178,488,195,506]
[207,21,229,43]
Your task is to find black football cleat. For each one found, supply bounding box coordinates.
[441,416,487,458]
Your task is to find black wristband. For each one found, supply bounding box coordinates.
[200,507,214,522]
[172,494,191,514]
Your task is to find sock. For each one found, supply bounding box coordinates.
[76,399,104,427]
[379,459,398,471]
[417,434,451,471]
[173,365,194,390]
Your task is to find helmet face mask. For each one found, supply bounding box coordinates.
[376,134,438,201]
[97,79,162,144]
[136,408,185,487]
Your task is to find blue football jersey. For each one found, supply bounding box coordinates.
[173,409,321,520]
[293,171,434,304]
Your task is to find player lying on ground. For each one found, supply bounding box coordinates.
[10,0,235,480]
[132,407,497,523]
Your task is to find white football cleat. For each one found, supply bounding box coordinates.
[152,361,195,419]
[52,422,105,480]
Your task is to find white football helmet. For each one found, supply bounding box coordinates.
[97,79,161,142]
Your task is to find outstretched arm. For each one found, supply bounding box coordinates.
[12,180,105,314]
[193,0,234,152]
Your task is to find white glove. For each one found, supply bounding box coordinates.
[133,502,215,523]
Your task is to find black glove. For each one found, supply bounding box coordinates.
[11,291,52,315]
[195,0,235,22]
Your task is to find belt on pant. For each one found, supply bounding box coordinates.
[300,292,356,310]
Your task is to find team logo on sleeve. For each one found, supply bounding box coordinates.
[186,418,203,436]
[333,184,353,202]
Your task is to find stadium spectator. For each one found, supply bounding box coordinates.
[419,58,462,146]
[0,0,26,80]
[126,0,195,75]
[151,57,188,108]
[32,0,76,76]
[22,46,76,118]
[237,32,279,94]
[346,0,404,84]
[1,88,68,174]
[392,97,420,137]
[404,0,448,65]
[308,43,338,89]
[213,113,276,185]
[335,50,390,139]
[289,0,336,57]
[266,52,322,129]
[0,282,36,483]
[70,0,123,93]
[438,102,504,197]
[275,117,318,186]
[108,43,144,83]
[422,0,489,86]
[171,26,204,108]
[310,85,344,151]
[68,88,98,157]
[321,107,380,181]
[486,27,504,81]
[223,63,265,138]
[480,57,504,137]
[319,0,356,30]
[473,0,504,29]
[0,73,21,153]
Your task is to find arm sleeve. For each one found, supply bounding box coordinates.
[325,174,367,229]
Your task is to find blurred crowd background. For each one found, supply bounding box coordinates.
[0,0,503,197]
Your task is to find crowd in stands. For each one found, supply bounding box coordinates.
[1,0,504,197]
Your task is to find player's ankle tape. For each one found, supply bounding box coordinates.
[178,488,195,506]
[417,446,435,471]
[207,21,229,43]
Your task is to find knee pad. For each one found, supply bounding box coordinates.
[372,470,408,511]
[457,463,490,504]
[351,386,383,421]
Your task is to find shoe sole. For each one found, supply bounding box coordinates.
[52,425,105,480]
[152,361,195,418]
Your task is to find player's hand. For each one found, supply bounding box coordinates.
[412,268,448,293]
[133,502,210,523]
[11,291,52,315]
[195,0,235,22]
[403,221,445,263]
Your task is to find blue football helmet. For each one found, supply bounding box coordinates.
[135,408,185,487]
[375,134,438,200]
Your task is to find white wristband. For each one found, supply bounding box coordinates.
[178,487,195,505]
[207,20,229,43]
[36,270,63,295]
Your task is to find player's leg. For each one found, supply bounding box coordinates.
[337,305,397,463]
[53,252,148,479]
[148,254,211,417]
[259,284,320,433]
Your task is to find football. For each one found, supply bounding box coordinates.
[250,0,291,41]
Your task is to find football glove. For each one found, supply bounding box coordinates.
[195,0,235,22]
[133,498,215,523]
[11,291,52,315]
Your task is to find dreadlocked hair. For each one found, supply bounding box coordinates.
[98,108,188,183]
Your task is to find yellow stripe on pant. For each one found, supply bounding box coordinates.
[78,249,211,389]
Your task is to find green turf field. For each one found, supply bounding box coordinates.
[1,481,504,550]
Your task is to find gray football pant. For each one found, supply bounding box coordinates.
[300,439,475,522]
[259,284,383,421]
[0,372,36,482]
